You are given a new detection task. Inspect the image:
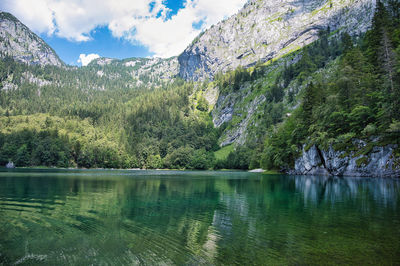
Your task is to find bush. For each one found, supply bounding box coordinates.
[163,146,194,169]
[189,149,215,170]
[147,154,163,169]
[196,96,209,112]
[362,124,377,137]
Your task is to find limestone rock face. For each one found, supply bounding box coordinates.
[294,145,330,176]
[90,56,179,83]
[178,0,375,81]
[291,143,400,178]
[0,12,63,67]
[6,161,15,168]
[219,94,266,146]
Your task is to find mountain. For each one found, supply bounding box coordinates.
[187,0,399,176]
[89,56,179,86]
[189,0,376,146]
[0,2,399,176]
[0,13,215,170]
[178,0,376,81]
[0,12,63,67]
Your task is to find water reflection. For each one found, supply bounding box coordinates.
[0,170,399,265]
[292,175,400,209]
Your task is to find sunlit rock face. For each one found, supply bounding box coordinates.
[0,12,63,67]
[90,56,179,84]
[178,0,375,81]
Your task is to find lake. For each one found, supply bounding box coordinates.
[0,169,399,265]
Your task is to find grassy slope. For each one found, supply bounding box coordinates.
[214,144,234,161]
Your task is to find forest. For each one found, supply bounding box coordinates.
[0,3,399,170]
[0,56,220,169]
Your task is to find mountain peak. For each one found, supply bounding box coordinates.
[0,11,63,67]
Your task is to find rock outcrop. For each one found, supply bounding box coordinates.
[290,142,400,177]
[90,56,179,85]
[0,12,63,66]
[6,161,15,168]
[178,0,375,81]
[219,95,266,146]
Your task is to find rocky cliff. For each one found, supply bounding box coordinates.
[0,12,63,67]
[178,0,375,81]
[290,141,400,177]
[90,56,179,82]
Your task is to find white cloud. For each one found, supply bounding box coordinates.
[0,0,247,57]
[1,0,55,35]
[78,53,100,66]
[135,0,248,57]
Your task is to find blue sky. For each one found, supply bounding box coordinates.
[0,0,246,66]
[41,27,152,65]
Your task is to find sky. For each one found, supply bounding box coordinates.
[0,0,247,66]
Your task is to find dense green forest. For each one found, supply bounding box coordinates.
[0,3,399,170]
[0,54,220,169]
[0,65,219,168]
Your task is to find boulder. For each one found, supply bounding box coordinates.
[6,161,15,168]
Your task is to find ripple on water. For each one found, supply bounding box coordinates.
[1,171,400,265]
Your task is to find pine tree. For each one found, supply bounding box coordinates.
[301,82,317,126]
[365,1,400,122]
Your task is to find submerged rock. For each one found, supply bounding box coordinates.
[290,143,400,178]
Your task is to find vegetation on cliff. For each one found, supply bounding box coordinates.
[254,2,400,170]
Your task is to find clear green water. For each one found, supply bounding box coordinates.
[0,169,400,265]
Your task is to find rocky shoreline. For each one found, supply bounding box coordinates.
[288,142,400,178]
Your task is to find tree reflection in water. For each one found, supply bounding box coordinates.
[0,170,399,265]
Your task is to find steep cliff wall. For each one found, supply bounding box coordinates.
[178,0,375,81]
